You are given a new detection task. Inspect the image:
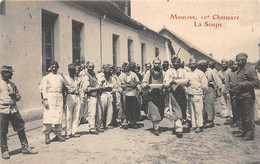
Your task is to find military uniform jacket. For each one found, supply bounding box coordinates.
[0,79,21,114]
[233,65,260,98]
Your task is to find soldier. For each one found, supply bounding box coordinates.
[98,64,116,129]
[217,59,232,118]
[162,60,169,75]
[164,56,189,138]
[119,63,140,129]
[226,61,239,127]
[82,62,102,134]
[113,66,123,124]
[198,60,222,128]
[64,63,82,139]
[0,65,38,159]
[231,53,260,141]
[115,66,122,77]
[135,64,143,82]
[186,58,208,133]
[41,61,68,144]
[142,58,165,136]
[142,62,152,77]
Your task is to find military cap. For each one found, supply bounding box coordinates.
[0,65,14,73]
[189,58,196,64]
[197,59,208,66]
[103,64,110,69]
[88,62,94,66]
[50,61,59,68]
[68,63,76,70]
[221,59,228,64]
[236,53,248,60]
[129,62,136,66]
[208,61,215,68]
[108,64,114,68]
[171,56,180,62]
[153,57,161,63]
[162,61,169,65]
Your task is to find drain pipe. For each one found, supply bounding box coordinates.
[100,14,106,69]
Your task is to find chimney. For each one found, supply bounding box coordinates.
[124,0,131,17]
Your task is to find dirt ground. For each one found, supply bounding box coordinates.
[1,115,260,164]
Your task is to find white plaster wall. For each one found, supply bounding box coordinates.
[102,18,167,69]
[0,1,101,111]
[0,1,167,111]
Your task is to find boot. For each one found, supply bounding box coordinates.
[2,151,10,159]
[176,132,183,138]
[22,147,38,155]
[53,135,65,142]
[153,129,160,136]
[195,127,203,133]
[45,134,51,144]
[89,129,99,135]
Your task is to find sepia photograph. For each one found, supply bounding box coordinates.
[0,0,260,163]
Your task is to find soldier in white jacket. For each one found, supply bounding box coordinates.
[64,63,82,139]
[186,58,208,133]
[41,61,68,144]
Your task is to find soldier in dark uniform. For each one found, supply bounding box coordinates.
[0,65,38,159]
[231,53,260,141]
[142,58,165,136]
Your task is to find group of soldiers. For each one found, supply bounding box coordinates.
[0,52,259,159]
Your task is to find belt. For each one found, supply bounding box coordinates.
[67,93,78,95]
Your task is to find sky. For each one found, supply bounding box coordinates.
[131,0,260,63]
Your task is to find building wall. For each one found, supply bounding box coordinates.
[0,1,167,111]
[0,1,101,111]
[102,18,167,69]
[170,39,191,65]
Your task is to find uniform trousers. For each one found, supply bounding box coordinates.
[188,95,203,128]
[203,86,215,122]
[169,92,183,132]
[100,92,113,128]
[65,94,81,135]
[0,112,29,153]
[123,96,139,124]
[236,95,255,137]
[87,96,102,130]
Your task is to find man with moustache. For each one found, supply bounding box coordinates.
[64,63,82,139]
[82,62,102,134]
[217,59,232,118]
[164,56,189,138]
[198,60,222,128]
[41,61,68,144]
[142,58,165,136]
[231,53,260,141]
[162,61,170,75]
[119,63,140,129]
[186,58,208,133]
[98,64,117,129]
[0,65,38,159]
[226,60,239,127]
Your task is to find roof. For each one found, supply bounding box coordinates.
[66,1,171,43]
[159,27,220,64]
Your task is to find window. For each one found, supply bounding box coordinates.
[113,34,119,66]
[128,39,133,62]
[42,10,58,75]
[155,47,159,57]
[0,0,6,15]
[141,43,146,71]
[72,20,83,64]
